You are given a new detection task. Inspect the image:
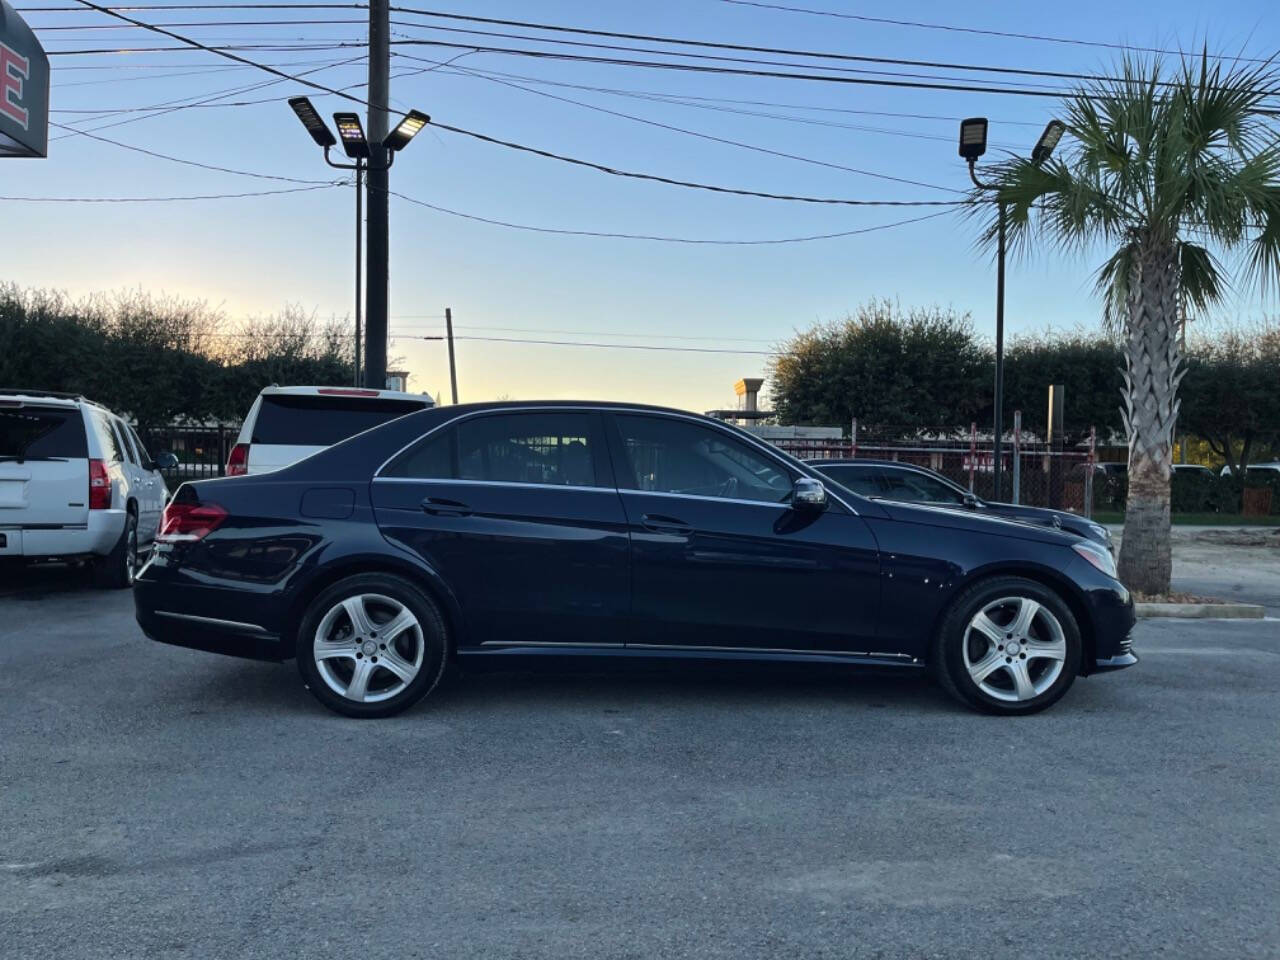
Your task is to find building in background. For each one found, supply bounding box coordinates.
[707,377,843,445]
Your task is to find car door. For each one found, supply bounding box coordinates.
[125,423,165,543]
[111,417,153,541]
[372,409,631,649]
[607,412,882,655]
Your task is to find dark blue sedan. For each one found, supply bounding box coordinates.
[135,402,1136,718]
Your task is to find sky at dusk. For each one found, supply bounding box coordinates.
[7,0,1278,413]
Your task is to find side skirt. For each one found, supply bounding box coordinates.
[458,641,923,670]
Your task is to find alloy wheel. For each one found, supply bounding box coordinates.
[313,593,425,704]
[125,525,138,586]
[962,596,1067,703]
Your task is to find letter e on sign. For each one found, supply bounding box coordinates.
[0,41,29,130]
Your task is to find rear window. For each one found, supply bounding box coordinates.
[250,394,427,446]
[0,405,88,459]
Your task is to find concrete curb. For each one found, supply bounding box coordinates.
[1136,602,1266,619]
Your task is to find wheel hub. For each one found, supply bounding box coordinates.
[1005,639,1022,656]
[360,639,377,657]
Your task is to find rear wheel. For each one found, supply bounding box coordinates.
[295,573,449,718]
[931,576,1082,715]
[94,511,137,589]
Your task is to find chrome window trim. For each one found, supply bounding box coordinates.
[153,611,272,636]
[478,640,625,649]
[619,488,792,510]
[373,476,615,494]
[373,404,858,515]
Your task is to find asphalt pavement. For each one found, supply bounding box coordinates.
[1,568,1278,959]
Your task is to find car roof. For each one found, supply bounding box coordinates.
[807,458,929,469]
[412,399,724,418]
[0,389,109,412]
[258,385,433,404]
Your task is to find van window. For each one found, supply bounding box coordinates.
[0,405,88,459]
[251,395,427,446]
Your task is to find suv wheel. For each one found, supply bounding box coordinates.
[94,511,138,589]
[931,576,1082,715]
[296,573,449,718]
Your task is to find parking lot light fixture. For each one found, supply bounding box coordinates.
[1032,119,1066,165]
[959,117,989,162]
[333,112,370,160]
[383,110,430,153]
[287,96,336,149]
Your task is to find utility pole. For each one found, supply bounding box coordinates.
[354,157,363,387]
[445,307,459,404]
[364,0,391,389]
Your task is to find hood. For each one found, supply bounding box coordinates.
[876,499,1082,548]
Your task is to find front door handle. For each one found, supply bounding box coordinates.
[640,513,693,536]
[421,497,473,517]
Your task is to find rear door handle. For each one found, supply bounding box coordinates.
[640,513,693,536]
[421,497,473,517]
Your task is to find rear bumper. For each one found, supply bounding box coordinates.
[0,510,124,559]
[134,579,288,662]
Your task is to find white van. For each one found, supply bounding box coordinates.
[227,386,434,476]
[0,390,173,587]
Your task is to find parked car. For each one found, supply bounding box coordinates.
[227,385,434,476]
[136,402,1136,718]
[1172,464,1216,479]
[1,389,177,587]
[809,458,1114,552]
[1220,462,1280,478]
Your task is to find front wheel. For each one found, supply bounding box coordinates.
[295,573,449,718]
[931,576,1082,715]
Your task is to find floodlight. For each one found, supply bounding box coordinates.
[333,112,370,160]
[958,117,988,162]
[1031,119,1066,165]
[288,96,336,149]
[383,110,430,152]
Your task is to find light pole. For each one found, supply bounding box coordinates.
[959,117,1065,501]
[287,97,430,387]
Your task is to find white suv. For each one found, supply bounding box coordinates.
[0,390,174,587]
[227,385,434,476]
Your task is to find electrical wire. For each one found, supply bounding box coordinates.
[386,187,954,244]
[395,333,774,355]
[717,0,1278,65]
[63,3,964,207]
[0,184,345,202]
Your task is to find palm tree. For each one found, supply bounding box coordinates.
[973,53,1280,594]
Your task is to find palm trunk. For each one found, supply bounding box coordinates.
[1117,238,1182,594]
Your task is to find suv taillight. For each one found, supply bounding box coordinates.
[157,501,228,543]
[226,442,249,476]
[89,458,112,510]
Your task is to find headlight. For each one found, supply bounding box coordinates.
[1073,540,1118,578]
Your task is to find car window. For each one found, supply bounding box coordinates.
[814,465,883,497]
[881,468,967,504]
[383,412,604,488]
[127,425,153,466]
[114,418,139,465]
[90,410,125,463]
[0,405,88,459]
[251,394,428,446]
[615,414,793,503]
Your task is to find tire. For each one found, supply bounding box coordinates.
[94,511,138,590]
[295,573,449,718]
[930,576,1082,716]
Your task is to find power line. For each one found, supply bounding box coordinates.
[392,322,780,342]
[63,4,964,207]
[395,333,774,355]
[387,189,953,243]
[0,184,343,202]
[717,0,1278,65]
[49,122,342,183]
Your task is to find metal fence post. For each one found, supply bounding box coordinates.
[850,417,858,459]
[1011,410,1022,505]
[1084,425,1096,519]
[968,421,977,492]
[217,426,227,477]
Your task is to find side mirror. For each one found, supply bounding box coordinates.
[154,452,179,470]
[792,477,828,512]
[963,492,979,508]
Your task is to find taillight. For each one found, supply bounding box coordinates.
[226,442,249,477]
[89,458,112,510]
[157,501,228,543]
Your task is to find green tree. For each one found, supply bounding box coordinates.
[972,54,1280,593]
[1180,323,1280,473]
[769,300,987,433]
[1002,331,1124,443]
